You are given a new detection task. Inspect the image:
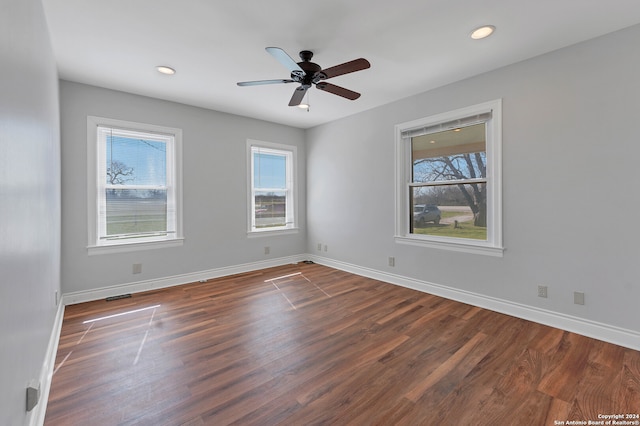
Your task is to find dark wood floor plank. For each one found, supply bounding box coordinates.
[45,263,640,425]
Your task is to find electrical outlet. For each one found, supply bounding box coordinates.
[388,257,395,267]
[537,285,547,298]
[324,245,328,252]
[574,291,585,305]
[317,243,322,251]
[26,380,40,412]
[264,246,270,255]
[132,263,142,274]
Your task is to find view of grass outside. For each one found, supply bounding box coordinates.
[254,194,286,228]
[105,189,167,238]
[106,214,167,237]
[412,206,487,240]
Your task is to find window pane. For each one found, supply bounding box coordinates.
[412,123,486,183]
[105,189,167,238]
[254,191,286,228]
[106,135,166,186]
[253,152,286,189]
[411,183,487,240]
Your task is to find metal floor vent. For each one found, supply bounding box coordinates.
[106,294,132,302]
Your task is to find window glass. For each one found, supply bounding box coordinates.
[102,131,170,240]
[410,123,487,240]
[105,189,167,238]
[410,184,487,240]
[249,142,296,234]
[88,116,182,252]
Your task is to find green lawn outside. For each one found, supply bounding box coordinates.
[414,218,486,240]
[107,215,166,236]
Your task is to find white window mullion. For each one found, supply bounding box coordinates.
[96,133,108,243]
[409,178,487,188]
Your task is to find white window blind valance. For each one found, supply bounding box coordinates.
[401,111,492,139]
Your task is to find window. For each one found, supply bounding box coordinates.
[87,117,183,253]
[395,100,503,256]
[247,140,297,235]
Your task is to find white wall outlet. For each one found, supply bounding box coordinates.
[317,243,322,251]
[537,285,547,298]
[132,263,142,274]
[324,245,328,252]
[264,246,270,255]
[574,291,585,305]
[388,257,395,267]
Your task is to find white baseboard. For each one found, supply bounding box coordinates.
[29,300,65,426]
[62,254,307,305]
[309,255,640,351]
[60,252,639,351]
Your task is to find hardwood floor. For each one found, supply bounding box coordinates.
[45,263,640,425]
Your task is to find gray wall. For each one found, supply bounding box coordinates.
[306,24,640,333]
[0,0,61,423]
[60,81,306,295]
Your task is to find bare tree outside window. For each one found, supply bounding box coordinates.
[413,151,487,227]
[410,122,487,240]
[107,160,134,185]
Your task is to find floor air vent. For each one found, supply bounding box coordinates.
[106,294,132,302]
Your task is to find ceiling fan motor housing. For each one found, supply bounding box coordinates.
[292,50,323,86]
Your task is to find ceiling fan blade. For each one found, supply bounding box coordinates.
[315,82,361,100]
[288,86,309,106]
[237,79,294,86]
[318,58,370,80]
[266,47,305,78]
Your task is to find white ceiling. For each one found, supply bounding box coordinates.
[42,0,640,129]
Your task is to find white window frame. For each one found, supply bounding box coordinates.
[247,139,298,236]
[87,116,183,254]
[394,99,503,256]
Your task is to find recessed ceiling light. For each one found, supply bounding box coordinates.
[156,66,176,75]
[470,25,495,40]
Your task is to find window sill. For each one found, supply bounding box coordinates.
[247,227,299,238]
[88,238,184,255]
[394,235,504,257]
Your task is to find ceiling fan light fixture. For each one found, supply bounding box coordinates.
[470,25,496,40]
[298,92,310,111]
[156,66,176,75]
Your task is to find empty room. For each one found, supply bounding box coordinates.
[2,0,640,425]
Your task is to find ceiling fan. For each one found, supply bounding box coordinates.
[237,47,370,107]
